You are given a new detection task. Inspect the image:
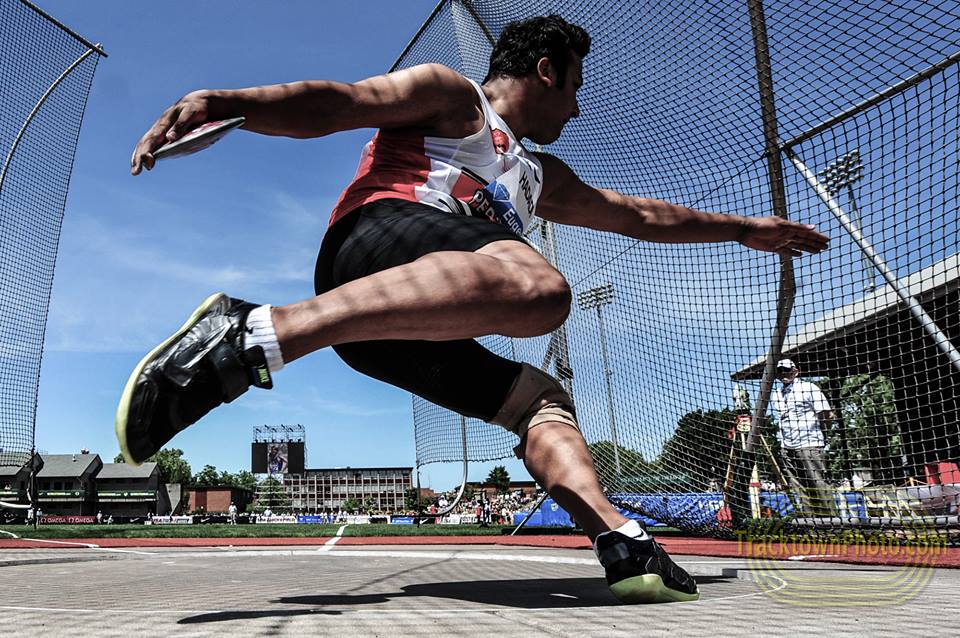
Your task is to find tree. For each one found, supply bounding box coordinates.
[115,448,192,484]
[587,440,652,490]
[233,470,258,493]
[825,373,902,483]
[193,464,221,487]
[652,408,779,492]
[404,488,423,511]
[364,498,379,514]
[486,465,511,493]
[341,498,361,514]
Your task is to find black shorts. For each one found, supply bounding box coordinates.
[314,198,526,422]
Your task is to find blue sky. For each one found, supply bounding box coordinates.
[32,0,532,490]
[26,1,957,493]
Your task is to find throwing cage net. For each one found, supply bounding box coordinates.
[400,0,960,541]
[0,0,104,468]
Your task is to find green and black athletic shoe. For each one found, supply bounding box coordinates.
[596,532,700,603]
[115,292,273,465]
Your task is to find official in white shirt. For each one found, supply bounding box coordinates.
[773,359,838,516]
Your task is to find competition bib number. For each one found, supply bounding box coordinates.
[467,158,538,236]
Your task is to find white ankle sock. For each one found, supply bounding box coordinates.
[594,519,649,555]
[613,518,649,541]
[243,305,284,373]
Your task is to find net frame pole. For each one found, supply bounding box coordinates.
[730,0,797,523]
[0,47,99,198]
[781,49,960,152]
[457,0,497,48]
[510,490,549,536]
[539,221,575,396]
[390,0,450,72]
[17,0,107,57]
[786,148,960,374]
[416,415,470,519]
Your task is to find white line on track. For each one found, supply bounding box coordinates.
[0,529,18,538]
[318,524,348,552]
[14,537,156,556]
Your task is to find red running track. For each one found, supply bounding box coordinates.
[0,534,956,568]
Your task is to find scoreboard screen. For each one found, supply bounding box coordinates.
[251,441,305,474]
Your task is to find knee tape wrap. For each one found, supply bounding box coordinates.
[489,363,579,440]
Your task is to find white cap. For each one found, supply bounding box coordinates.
[776,358,796,370]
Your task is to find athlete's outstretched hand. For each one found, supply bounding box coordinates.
[738,216,829,257]
[130,91,212,175]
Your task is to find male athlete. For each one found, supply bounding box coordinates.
[121,15,828,603]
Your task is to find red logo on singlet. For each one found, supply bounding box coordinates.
[491,128,509,154]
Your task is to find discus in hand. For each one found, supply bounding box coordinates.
[152,117,246,161]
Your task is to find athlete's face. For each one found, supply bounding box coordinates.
[531,54,583,144]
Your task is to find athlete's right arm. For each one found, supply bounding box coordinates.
[131,63,477,175]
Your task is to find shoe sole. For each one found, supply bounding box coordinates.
[115,292,227,465]
[609,574,700,604]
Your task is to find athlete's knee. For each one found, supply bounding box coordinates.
[539,272,572,330]
[487,363,580,458]
[517,269,571,334]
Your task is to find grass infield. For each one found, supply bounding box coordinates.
[0,523,581,540]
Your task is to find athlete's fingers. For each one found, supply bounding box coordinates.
[794,238,827,253]
[776,245,803,257]
[165,102,207,142]
[131,107,180,175]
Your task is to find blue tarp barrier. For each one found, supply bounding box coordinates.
[512,498,571,527]
[512,491,869,529]
[611,493,724,527]
[390,516,416,525]
[757,491,867,519]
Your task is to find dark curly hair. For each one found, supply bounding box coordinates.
[483,15,590,88]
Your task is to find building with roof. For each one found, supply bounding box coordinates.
[97,462,169,518]
[36,453,103,515]
[0,463,30,509]
[732,253,960,482]
[187,485,253,514]
[282,466,413,512]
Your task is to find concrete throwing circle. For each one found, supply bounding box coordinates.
[0,545,767,614]
[6,543,953,637]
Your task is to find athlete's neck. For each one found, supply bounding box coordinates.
[481,78,536,141]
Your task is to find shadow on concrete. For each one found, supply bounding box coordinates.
[177,575,736,623]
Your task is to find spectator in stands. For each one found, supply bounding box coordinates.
[772,359,838,516]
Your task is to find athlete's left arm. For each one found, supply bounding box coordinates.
[533,152,829,257]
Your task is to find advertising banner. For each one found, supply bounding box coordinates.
[40,515,96,524]
[256,514,298,524]
[148,515,194,525]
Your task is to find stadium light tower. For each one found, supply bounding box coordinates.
[577,283,621,475]
[818,150,874,292]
